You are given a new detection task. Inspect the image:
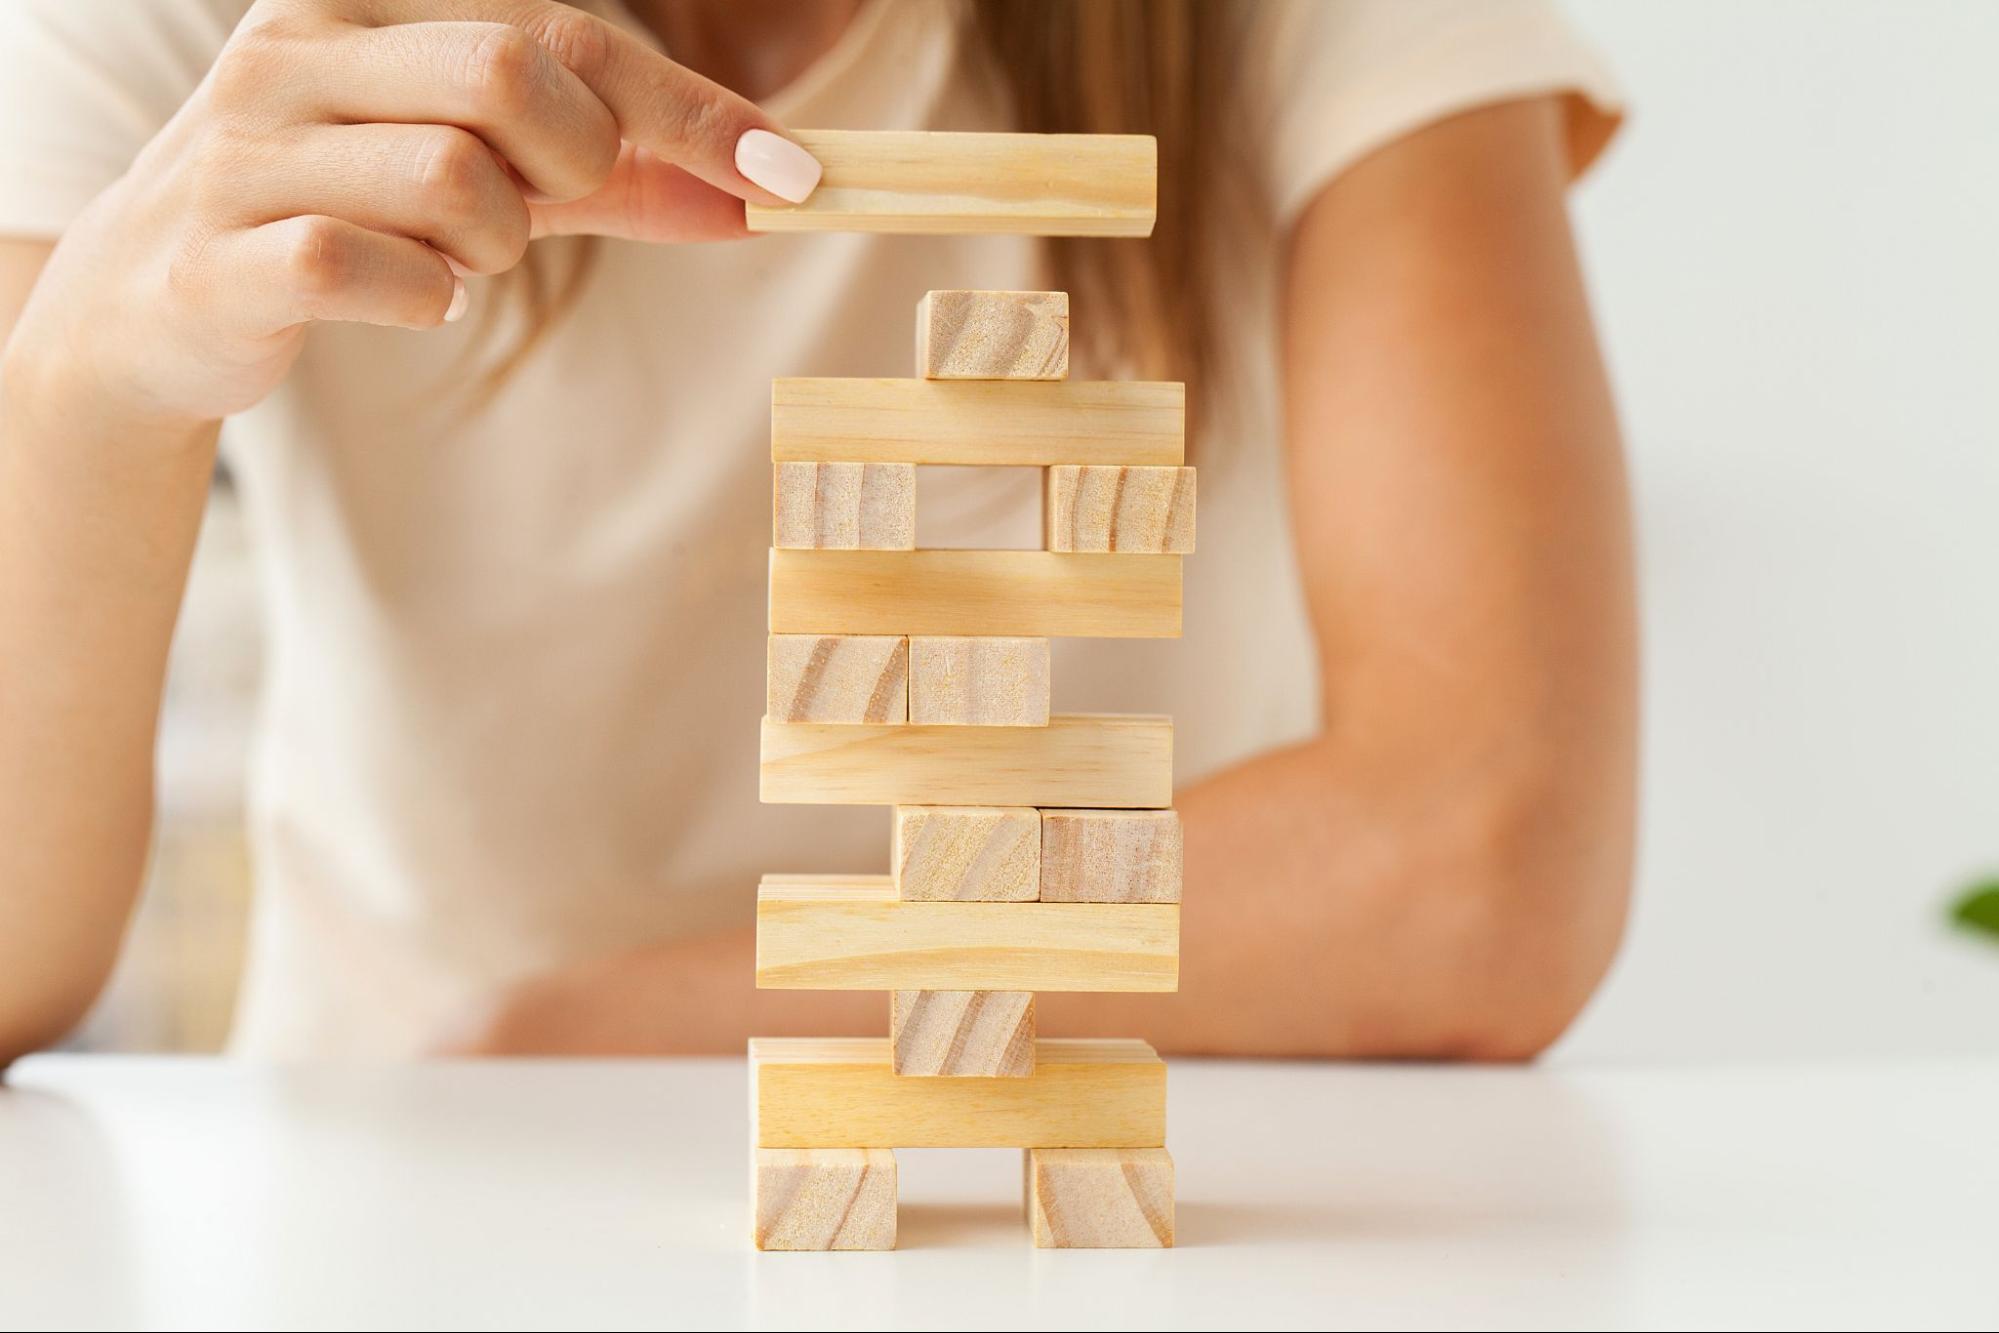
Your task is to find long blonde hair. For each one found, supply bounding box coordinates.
[479,2,1239,395]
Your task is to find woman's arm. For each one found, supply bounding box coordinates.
[451,94,1636,1061]
[1088,93,1636,1058]
[0,240,219,1062]
[0,0,822,1066]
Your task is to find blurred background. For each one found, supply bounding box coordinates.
[73,0,1999,1059]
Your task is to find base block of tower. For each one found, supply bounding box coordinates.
[752,1148,898,1251]
[1024,1147,1175,1249]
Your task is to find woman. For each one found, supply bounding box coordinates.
[0,0,1636,1062]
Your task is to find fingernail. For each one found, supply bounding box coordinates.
[735,128,821,204]
[444,278,468,323]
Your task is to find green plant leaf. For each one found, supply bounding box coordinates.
[1949,879,1999,942]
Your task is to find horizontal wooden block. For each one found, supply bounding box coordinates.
[773,461,914,550]
[891,991,1036,1078]
[769,550,1181,639]
[770,379,1183,467]
[744,131,1156,236]
[757,877,1177,991]
[751,1036,1165,1148]
[1025,1148,1175,1249]
[894,806,1040,901]
[767,635,907,725]
[760,714,1173,809]
[907,637,1050,727]
[1039,810,1183,903]
[917,290,1069,380]
[1045,465,1196,553]
[753,1148,897,1251]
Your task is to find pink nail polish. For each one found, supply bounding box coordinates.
[444,278,468,323]
[735,129,822,204]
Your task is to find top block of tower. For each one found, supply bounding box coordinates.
[918,291,1069,381]
[745,131,1157,236]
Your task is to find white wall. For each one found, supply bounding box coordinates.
[1554,0,1999,1060]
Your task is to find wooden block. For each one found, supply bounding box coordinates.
[1039,810,1183,904]
[773,461,914,550]
[760,714,1172,809]
[917,290,1069,381]
[744,131,1156,237]
[1045,465,1196,553]
[907,637,1050,727]
[771,379,1183,467]
[757,877,1178,992]
[752,1148,897,1251]
[767,635,907,724]
[751,1037,1165,1148]
[1025,1148,1175,1249]
[894,806,1040,901]
[891,991,1036,1078]
[769,550,1181,639]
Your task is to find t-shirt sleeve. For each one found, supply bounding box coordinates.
[1238,0,1625,229]
[0,0,248,238]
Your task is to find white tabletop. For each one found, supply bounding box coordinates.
[2,1056,1993,1331]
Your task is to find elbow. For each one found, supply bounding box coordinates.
[1385,762,1635,1064]
[0,996,91,1071]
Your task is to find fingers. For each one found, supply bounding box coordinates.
[529,143,748,244]
[223,215,461,334]
[237,122,531,274]
[367,0,822,206]
[310,21,620,203]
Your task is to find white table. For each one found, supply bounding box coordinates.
[2,1057,1992,1331]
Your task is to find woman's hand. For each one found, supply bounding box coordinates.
[3,0,820,433]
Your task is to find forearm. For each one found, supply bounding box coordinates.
[0,343,216,1060]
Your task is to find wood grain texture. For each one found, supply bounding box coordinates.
[1045,466,1196,553]
[760,713,1173,809]
[1039,810,1183,903]
[756,877,1178,992]
[1025,1148,1175,1249]
[907,637,1050,727]
[891,991,1036,1078]
[769,549,1181,639]
[771,378,1183,467]
[744,131,1156,236]
[894,807,1040,901]
[752,1148,897,1251]
[767,635,907,724]
[917,290,1069,380]
[751,1036,1165,1148]
[773,462,914,550]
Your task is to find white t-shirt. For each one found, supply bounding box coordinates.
[0,0,1621,1056]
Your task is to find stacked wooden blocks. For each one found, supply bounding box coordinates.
[750,132,1185,1252]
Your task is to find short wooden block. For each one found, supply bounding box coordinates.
[744,131,1156,237]
[907,637,1050,727]
[753,1148,897,1251]
[1045,465,1196,553]
[917,290,1069,381]
[751,1037,1165,1148]
[760,713,1173,809]
[766,635,907,725]
[769,550,1181,639]
[891,991,1036,1078]
[894,806,1040,901]
[770,379,1183,467]
[1025,1148,1175,1249]
[773,461,914,550]
[1039,810,1183,904]
[756,877,1178,992]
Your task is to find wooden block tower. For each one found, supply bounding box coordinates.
[747,132,1188,1251]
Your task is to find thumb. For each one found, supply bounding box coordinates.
[529,143,751,244]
